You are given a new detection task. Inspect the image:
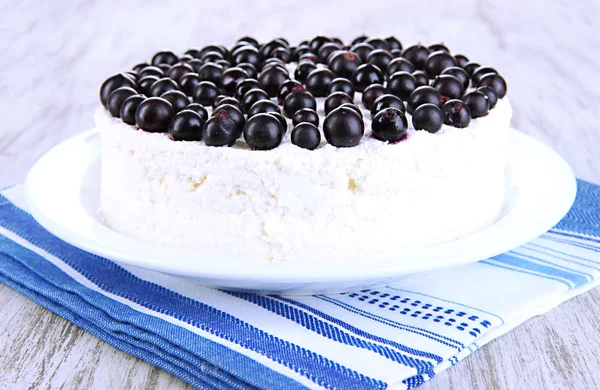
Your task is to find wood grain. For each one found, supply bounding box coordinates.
[1,0,599,388]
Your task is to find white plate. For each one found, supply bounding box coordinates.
[25,128,576,294]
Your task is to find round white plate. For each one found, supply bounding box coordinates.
[25,128,576,294]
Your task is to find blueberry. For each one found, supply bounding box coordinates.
[291,123,321,150]
[124,71,138,82]
[318,42,343,63]
[161,90,189,113]
[351,35,368,45]
[201,51,225,63]
[184,103,209,121]
[188,59,204,73]
[151,51,178,66]
[157,64,171,73]
[472,66,498,86]
[177,55,194,63]
[99,73,136,108]
[132,63,149,73]
[234,78,260,101]
[305,68,335,97]
[478,73,507,98]
[138,75,159,95]
[328,77,355,99]
[169,110,205,141]
[216,59,232,70]
[193,81,219,105]
[407,86,442,114]
[441,67,470,89]
[309,36,332,52]
[203,110,238,146]
[149,78,179,97]
[442,99,471,128]
[476,86,498,108]
[349,43,376,63]
[212,104,245,137]
[107,87,138,117]
[178,73,200,96]
[184,49,200,58]
[351,64,384,92]
[463,91,490,118]
[328,51,363,79]
[258,66,290,97]
[283,88,317,117]
[412,71,429,87]
[365,37,390,51]
[271,47,291,63]
[324,91,353,115]
[221,67,249,95]
[463,62,480,77]
[424,51,457,78]
[167,63,193,82]
[233,46,261,68]
[455,54,469,68]
[262,58,288,72]
[385,36,402,51]
[120,95,146,125]
[294,61,317,83]
[268,112,288,133]
[299,52,317,63]
[278,79,303,105]
[248,99,280,117]
[237,36,259,47]
[244,113,284,150]
[386,57,415,75]
[431,74,465,100]
[371,107,408,142]
[339,103,363,118]
[197,63,224,86]
[387,72,417,101]
[402,45,431,70]
[260,39,288,59]
[412,104,444,133]
[361,84,386,110]
[213,97,241,112]
[199,45,229,60]
[237,62,258,79]
[323,106,364,147]
[241,88,269,113]
[292,108,319,127]
[370,94,405,118]
[366,49,393,72]
[428,43,450,53]
[391,49,403,58]
[292,44,312,61]
[135,97,174,133]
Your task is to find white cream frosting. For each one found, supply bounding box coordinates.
[96,95,512,264]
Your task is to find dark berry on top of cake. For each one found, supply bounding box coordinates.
[99,36,508,150]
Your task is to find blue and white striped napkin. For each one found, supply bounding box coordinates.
[1,179,599,389]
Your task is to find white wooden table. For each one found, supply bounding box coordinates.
[2,1,600,388]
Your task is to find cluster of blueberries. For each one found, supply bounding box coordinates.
[100,35,507,150]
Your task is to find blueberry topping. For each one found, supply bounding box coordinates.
[167,63,193,82]
[199,45,229,60]
[151,51,178,66]
[412,70,429,87]
[197,63,224,86]
[351,35,368,45]
[462,91,490,118]
[328,77,355,99]
[349,43,376,63]
[234,78,260,101]
[135,97,174,133]
[371,107,408,142]
[338,103,363,118]
[248,99,281,118]
[169,110,205,141]
[323,106,364,147]
[385,36,403,51]
[387,72,417,101]
[124,71,138,82]
[139,66,165,79]
[305,68,336,97]
[149,78,179,97]
[324,91,353,115]
[370,94,405,118]
[244,113,284,150]
[238,36,259,47]
[476,86,498,108]
[317,42,343,63]
[137,75,160,96]
[424,51,457,78]
[428,43,450,53]
[157,64,171,73]
[361,84,386,110]
[193,81,219,106]
[407,86,442,114]
[386,57,415,75]
[271,47,291,63]
[291,123,321,150]
[133,63,149,73]
[283,88,317,117]
[365,37,390,51]
[412,104,444,133]
[221,67,249,95]
[431,74,465,100]
[351,64,384,92]
[292,45,312,61]
[99,73,136,108]
[478,73,507,98]
[188,59,205,73]
[294,61,317,82]
[268,112,288,133]
[472,66,498,86]
[203,110,238,146]
[328,51,363,79]
[184,103,209,121]
[442,99,471,128]
[463,62,480,77]
[241,88,269,113]
[260,39,288,59]
[278,79,303,105]
[120,95,146,125]
[161,90,189,113]
[107,87,138,117]
[367,49,393,72]
[390,49,403,58]
[213,104,245,137]
[237,62,258,79]
[309,36,332,52]
[184,49,200,58]
[213,97,241,111]
[441,67,470,89]
[402,45,431,70]
[201,51,225,63]
[299,52,318,63]
[292,108,319,127]
[454,54,469,68]
[178,73,201,96]
[258,66,290,97]
[233,46,261,68]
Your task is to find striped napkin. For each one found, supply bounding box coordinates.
[1,179,599,389]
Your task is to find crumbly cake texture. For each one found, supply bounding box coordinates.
[97,95,512,263]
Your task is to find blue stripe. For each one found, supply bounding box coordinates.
[275,295,445,363]
[318,295,464,350]
[479,260,571,288]
[524,242,600,266]
[545,232,600,252]
[226,291,438,372]
[0,195,385,390]
[551,230,600,246]
[517,247,600,273]
[491,253,588,288]
[384,287,504,325]
[509,251,595,281]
